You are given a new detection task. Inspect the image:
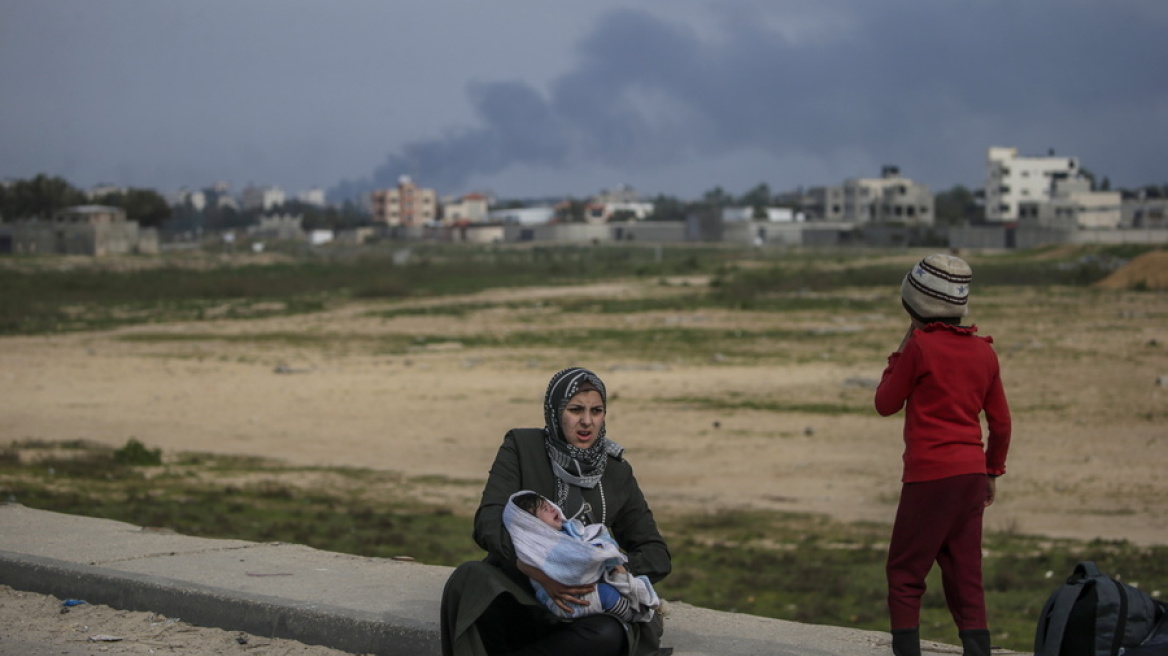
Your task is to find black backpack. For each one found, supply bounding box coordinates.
[1034,561,1167,656]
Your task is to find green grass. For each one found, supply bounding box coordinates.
[3,439,1165,652]
[0,243,1147,336]
[116,324,879,363]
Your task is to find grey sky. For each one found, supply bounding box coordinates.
[2,1,1165,202]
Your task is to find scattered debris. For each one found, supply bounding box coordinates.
[89,634,124,642]
[274,362,314,374]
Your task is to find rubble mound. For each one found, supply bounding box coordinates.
[1094,249,1168,291]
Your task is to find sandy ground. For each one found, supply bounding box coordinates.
[0,584,358,656]
[2,271,1166,654]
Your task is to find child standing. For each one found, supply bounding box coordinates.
[875,254,1012,656]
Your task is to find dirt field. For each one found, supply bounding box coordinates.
[3,264,1166,548]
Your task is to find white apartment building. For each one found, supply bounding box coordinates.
[241,185,287,212]
[984,146,1080,223]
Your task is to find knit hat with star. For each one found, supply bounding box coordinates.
[901,253,972,319]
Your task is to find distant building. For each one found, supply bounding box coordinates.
[370,176,437,227]
[594,184,640,204]
[442,192,491,224]
[722,207,802,222]
[0,205,158,256]
[171,188,207,211]
[297,188,327,207]
[984,146,1081,223]
[488,206,556,226]
[839,166,933,226]
[800,187,845,221]
[1045,177,1121,230]
[585,185,654,223]
[247,214,305,241]
[192,184,239,211]
[241,185,287,212]
[1122,192,1168,229]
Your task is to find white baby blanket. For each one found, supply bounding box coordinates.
[503,490,659,621]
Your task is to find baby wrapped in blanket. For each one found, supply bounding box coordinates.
[503,490,660,622]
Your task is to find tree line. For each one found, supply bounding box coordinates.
[0,175,368,234]
[0,174,172,227]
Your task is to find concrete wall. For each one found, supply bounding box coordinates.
[609,222,687,243]
[504,223,610,243]
[1067,228,1168,245]
[0,220,158,255]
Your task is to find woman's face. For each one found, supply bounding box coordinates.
[560,388,605,450]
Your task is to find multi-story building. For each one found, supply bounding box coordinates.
[798,187,845,221]
[984,146,1081,223]
[1018,176,1122,230]
[370,176,437,227]
[840,166,933,225]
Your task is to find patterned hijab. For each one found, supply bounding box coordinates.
[542,367,624,511]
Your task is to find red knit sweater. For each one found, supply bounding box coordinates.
[875,323,1011,483]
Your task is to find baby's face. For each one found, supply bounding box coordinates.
[536,501,562,530]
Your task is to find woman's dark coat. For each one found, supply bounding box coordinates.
[441,428,671,656]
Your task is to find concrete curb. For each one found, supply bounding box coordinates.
[0,505,1007,656]
[0,550,437,656]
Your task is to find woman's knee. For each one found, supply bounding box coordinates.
[571,615,627,653]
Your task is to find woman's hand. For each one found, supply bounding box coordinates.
[517,560,596,614]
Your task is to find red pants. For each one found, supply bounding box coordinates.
[887,473,988,631]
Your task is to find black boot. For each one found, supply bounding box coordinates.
[958,629,991,656]
[891,627,921,656]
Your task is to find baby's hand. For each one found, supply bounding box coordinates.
[611,565,627,574]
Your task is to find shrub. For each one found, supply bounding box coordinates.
[113,439,162,466]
